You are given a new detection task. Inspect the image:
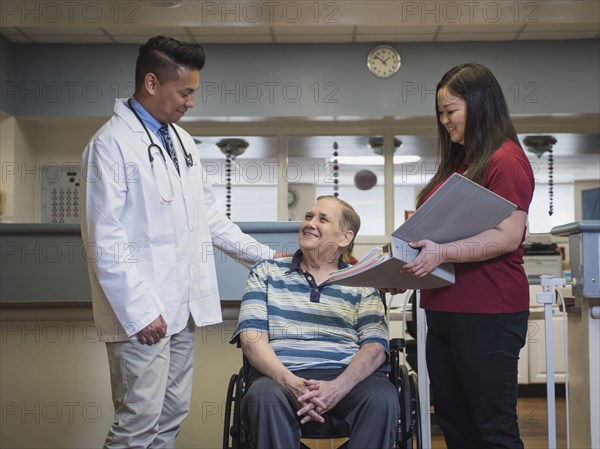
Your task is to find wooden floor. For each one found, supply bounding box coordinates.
[430,397,567,449]
[302,396,567,449]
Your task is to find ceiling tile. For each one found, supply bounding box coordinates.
[275,34,353,43]
[111,35,189,44]
[523,22,600,32]
[21,27,105,36]
[29,35,113,43]
[271,26,354,35]
[357,34,435,43]
[356,25,439,34]
[439,24,523,33]
[517,31,599,40]
[192,35,273,44]
[187,26,271,36]
[103,26,186,36]
[437,32,517,42]
[0,3,597,45]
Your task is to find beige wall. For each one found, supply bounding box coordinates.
[0,315,242,449]
[0,117,104,223]
[287,182,316,221]
[1,116,84,223]
[0,112,15,221]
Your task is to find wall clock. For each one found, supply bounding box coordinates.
[367,45,401,79]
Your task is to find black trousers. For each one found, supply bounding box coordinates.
[242,368,399,449]
[425,310,529,449]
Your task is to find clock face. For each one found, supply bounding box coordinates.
[367,45,401,79]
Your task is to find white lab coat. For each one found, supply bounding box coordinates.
[81,99,274,342]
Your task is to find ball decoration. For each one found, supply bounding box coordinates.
[354,169,378,190]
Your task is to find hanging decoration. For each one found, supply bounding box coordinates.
[332,141,339,197]
[354,169,378,190]
[367,136,402,155]
[523,135,557,216]
[548,147,554,216]
[216,138,249,219]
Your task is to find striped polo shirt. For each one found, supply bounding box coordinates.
[230,250,389,372]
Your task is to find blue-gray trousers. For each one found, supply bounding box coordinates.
[242,368,400,449]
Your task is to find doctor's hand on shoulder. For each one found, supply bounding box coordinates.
[274,251,294,258]
[137,315,168,345]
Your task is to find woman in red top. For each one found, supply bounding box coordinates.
[404,63,535,448]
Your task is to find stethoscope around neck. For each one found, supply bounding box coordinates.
[127,98,194,169]
[127,98,194,202]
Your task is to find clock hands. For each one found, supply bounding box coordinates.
[374,55,388,65]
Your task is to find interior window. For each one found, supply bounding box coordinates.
[196,136,278,221]
[287,135,386,235]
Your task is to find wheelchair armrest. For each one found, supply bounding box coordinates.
[390,338,406,351]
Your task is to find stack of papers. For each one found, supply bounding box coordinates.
[328,241,455,289]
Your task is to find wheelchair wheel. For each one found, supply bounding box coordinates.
[409,372,422,449]
[224,367,253,449]
[223,372,239,449]
[398,364,415,449]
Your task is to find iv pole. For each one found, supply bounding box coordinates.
[536,274,568,449]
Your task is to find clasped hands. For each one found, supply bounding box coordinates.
[286,375,349,424]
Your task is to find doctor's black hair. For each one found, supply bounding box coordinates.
[135,35,206,92]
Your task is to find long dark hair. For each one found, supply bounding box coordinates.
[417,63,521,206]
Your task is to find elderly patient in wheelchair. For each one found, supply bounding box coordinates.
[230,195,400,449]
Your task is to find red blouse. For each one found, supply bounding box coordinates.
[420,139,535,314]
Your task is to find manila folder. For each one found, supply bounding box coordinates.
[393,173,517,244]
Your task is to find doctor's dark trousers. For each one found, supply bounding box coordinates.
[241,368,400,449]
[425,310,529,449]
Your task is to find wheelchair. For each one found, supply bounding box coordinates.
[222,337,422,449]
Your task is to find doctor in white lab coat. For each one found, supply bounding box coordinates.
[81,36,277,449]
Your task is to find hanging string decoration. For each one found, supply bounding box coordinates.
[216,138,249,220]
[225,148,233,219]
[523,135,557,216]
[332,141,339,197]
[548,146,554,216]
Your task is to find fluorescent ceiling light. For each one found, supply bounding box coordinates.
[145,1,183,8]
[331,155,421,165]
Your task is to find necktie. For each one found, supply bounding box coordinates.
[158,124,180,175]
